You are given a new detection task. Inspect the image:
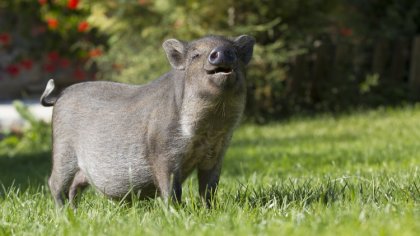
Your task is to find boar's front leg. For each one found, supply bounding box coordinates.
[153,157,182,204]
[198,160,222,208]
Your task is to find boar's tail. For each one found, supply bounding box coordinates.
[40,79,57,107]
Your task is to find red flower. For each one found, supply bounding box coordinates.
[339,27,353,37]
[31,25,47,36]
[47,18,58,29]
[67,0,80,10]
[138,0,149,5]
[43,63,55,72]
[59,58,70,68]
[20,59,33,70]
[89,48,102,58]
[0,33,11,45]
[6,65,20,77]
[38,0,47,5]
[73,68,86,80]
[78,21,89,32]
[48,51,60,62]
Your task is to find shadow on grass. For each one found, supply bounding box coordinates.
[0,151,51,191]
[231,132,359,148]
[225,177,420,208]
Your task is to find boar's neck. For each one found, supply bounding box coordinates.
[173,70,246,138]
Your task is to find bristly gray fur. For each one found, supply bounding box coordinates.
[43,35,255,207]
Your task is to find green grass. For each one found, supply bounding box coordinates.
[1,106,420,235]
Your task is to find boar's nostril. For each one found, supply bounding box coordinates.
[209,49,223,65]
[210,51,219,62]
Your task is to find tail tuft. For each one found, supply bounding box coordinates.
[40,79,56,107]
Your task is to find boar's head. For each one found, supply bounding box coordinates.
[162,35,255,96]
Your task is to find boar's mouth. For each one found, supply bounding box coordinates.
[206,67,233,75]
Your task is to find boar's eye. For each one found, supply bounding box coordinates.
[191,50,200,60]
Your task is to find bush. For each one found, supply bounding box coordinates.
[0,0,108,94]
[0,101,51,157]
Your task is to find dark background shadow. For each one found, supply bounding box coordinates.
[0,151,51,191]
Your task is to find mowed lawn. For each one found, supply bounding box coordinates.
[1,106,420,235]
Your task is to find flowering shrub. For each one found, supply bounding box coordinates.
[0,0,107,99]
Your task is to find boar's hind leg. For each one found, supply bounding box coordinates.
[48,148,79,207]
[69,170,89,208]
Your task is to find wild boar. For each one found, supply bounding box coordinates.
[41,35,255,207]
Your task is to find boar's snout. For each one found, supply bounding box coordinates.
[208,46,237,71]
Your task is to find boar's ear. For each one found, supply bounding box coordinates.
[234,35,256,65]
[163,39,186,70]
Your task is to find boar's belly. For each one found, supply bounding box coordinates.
[77,151,155,198]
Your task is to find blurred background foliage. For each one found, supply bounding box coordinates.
[0,101,51,156]
[1,0,420,122]
[0,0,108,97]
